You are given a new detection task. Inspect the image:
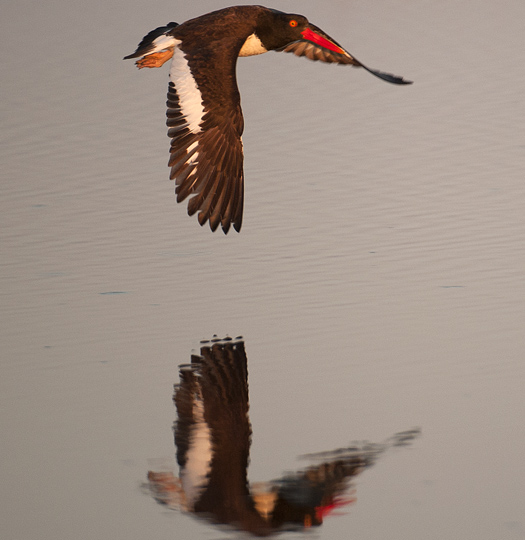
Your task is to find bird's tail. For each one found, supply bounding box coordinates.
[124,22,179,60]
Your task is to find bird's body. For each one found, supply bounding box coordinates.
[125,6,411,233]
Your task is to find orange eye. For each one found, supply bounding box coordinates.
[289,20,298,27]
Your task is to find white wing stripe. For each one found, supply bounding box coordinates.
[186,140,199,164]
[170,42,205,134]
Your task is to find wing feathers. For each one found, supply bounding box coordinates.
[280,38,412,84]
[165,45,244,233]
[280,40,358,65]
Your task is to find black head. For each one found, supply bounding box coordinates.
[256,9,312,50]
[255,8,354,60]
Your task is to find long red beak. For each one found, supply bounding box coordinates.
[301,27,346,55]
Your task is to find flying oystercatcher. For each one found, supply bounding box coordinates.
[125,6,411,233]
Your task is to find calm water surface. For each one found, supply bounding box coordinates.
[1,1,525,539]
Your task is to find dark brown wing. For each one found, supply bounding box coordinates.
[279,24,412,85]
[166,42,245,234]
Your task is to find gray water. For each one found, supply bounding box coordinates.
[1,0,525,538]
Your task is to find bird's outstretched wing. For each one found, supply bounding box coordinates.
[279,23,412,85]
[166,55,245,234]
[125,26,245,234]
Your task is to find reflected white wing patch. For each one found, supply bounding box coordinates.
[180,396,212,507]
[169,42,205,134]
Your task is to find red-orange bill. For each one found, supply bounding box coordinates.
[301,27,346,55]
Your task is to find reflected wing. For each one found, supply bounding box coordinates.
[174,338,265,529]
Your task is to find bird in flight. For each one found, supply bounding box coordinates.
[125,6,411,233]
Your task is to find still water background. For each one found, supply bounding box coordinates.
[1,0,525,538]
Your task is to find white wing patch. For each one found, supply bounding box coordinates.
[186,140,199,164]
[170,41,205,134]
[239,33,268,57]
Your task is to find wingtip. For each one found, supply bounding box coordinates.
[395,77,413,86]
[363,64,413,85]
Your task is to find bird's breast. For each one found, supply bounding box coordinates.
[238,33,268,57]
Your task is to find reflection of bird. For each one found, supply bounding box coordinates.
[146,337,420,536]
[173,337,268,534]
[125,6,411,233]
